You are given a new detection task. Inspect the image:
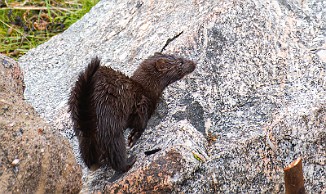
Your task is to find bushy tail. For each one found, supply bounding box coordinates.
[68,57,100,134]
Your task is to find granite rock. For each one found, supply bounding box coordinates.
[0,54,82,193]
[18,0,325,193]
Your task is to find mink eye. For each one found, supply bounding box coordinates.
[175,59,183,66]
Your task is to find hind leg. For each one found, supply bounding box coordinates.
[108,155,136,183]
[107,131,136,172]
[95,101,136,172]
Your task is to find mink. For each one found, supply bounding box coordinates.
[68,52,196,173]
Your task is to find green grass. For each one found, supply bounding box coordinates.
[0,0,99,59]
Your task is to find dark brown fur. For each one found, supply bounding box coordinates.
[68,53,196,172]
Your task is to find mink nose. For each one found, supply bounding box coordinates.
[186,60,196,73]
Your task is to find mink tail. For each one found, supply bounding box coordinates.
[68,57,100,134]
[68,57,100,168]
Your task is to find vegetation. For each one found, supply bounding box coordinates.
[0,0,99,58]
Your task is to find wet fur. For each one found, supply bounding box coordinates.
[68,53,196,172]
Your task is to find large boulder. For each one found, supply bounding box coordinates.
[0,54,82,193]
[18,0,325,193]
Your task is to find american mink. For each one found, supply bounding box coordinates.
[68,52,196,173]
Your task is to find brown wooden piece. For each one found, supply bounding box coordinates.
[284,157,306,194]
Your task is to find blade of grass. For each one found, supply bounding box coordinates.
[45,0,52,22]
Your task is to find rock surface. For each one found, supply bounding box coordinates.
[0,54,82,193]
[18,0,325,193]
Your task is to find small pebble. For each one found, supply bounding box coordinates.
[11,159,20,166]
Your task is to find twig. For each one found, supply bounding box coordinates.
[160,31,184,52]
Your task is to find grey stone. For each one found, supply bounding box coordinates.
[18,0,325,193]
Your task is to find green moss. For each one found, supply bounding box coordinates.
[0,0,99,59]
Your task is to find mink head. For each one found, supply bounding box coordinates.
[131,52,196,96]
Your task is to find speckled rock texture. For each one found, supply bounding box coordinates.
[0,54,82,193]
[18,0,325,193]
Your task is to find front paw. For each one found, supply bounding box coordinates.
[127,155,136,168]
[128,132,140,147]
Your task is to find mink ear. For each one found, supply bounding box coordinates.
[154,52,163,56]
[155,59,168,72]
